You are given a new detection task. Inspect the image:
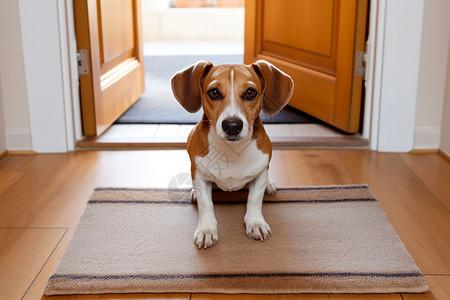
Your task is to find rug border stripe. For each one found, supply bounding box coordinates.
[87,198,378,205]
[49,271,425,281]
[93,185,370,193]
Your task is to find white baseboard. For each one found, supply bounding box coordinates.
[439,148,450,160]
[5,128,32,150]
[414,126,441,150]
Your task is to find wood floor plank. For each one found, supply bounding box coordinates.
[24,227,74,300]
[0,170,25,197]
[402,276,450,300]
[399,153,450,211]
[270,150,354,187]
[0,228,66,300]
[0,151,110,228]
[191,293,402,299]
[337,150,450,275]
[91,150,191,188]
[73,149,353,190]
[0,152,35,171]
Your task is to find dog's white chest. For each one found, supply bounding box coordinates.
[195,130,269,192]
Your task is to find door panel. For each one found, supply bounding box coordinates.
[245,0,368,133]
[263,0,334,56]
[74,0,145,136]
[99,0,135,72]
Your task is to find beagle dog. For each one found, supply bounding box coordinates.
[171,60,294,248]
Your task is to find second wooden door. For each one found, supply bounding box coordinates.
[245,0,368,133]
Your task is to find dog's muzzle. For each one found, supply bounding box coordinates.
[222,117,243,139]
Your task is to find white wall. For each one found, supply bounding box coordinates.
[142,7,244,42]
[440,39,450,157]
[0,0,32,151]
[0,0,76,153]
[18,0,73,153]
[414,0,450,150]
[376,0,424,152]
[142,0,244,42]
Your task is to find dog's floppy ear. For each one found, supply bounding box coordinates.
[171,61,213,113]
[252,60,294,116]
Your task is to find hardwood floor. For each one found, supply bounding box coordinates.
[0,150,448,299]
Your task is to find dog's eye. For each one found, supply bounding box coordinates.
[207,88,223,101]
[242,88,258,100]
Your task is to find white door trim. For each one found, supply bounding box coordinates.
[62,0,84,148]
[361,0,383,149]
[364,0,424,152]
[17,0,82,153]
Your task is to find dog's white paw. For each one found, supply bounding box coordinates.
[244,214,272,241]
[193,220,218,249]
[190,189,197,203]
[265,179,276,195]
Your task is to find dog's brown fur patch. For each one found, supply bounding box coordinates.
[253,116,272,160]
[186,115,210,180]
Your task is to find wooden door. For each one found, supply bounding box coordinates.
[245,0,368,133]
[74,0,145,136]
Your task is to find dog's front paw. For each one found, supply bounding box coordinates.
[190,189,197,203]
[244,214,272,241]
[265,178,276,195]
[193,220,218,249]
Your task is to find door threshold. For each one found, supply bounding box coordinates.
[77,135,368,149]
[77,124,368,149]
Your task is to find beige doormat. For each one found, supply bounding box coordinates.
[45,185,428,295]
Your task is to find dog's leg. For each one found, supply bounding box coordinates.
[245,168,272,241]
[265,175,276,195]
[192,177,218,248]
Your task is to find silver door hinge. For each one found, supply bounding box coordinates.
[77,49,89,75]
[355,50,367,78]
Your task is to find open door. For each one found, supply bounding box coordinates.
[74,0,145,136]
[245,0,368,133]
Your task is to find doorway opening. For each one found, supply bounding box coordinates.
[115,0,248,125]
[89,0,364,148]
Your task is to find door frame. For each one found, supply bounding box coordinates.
[363,0,424,152]
[20,0,423,152]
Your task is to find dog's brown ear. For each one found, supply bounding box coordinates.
[171,61,213,113]
[252,60,294,116]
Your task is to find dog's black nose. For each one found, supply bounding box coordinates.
[222,117,243,136]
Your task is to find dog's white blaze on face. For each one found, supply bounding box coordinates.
[215,69,249,140]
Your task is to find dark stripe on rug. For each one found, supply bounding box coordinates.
[50,271,424,281]
[93,185,369,193]
[94,187,192,192]
[275,185,369,191]
[87,198,377,205]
